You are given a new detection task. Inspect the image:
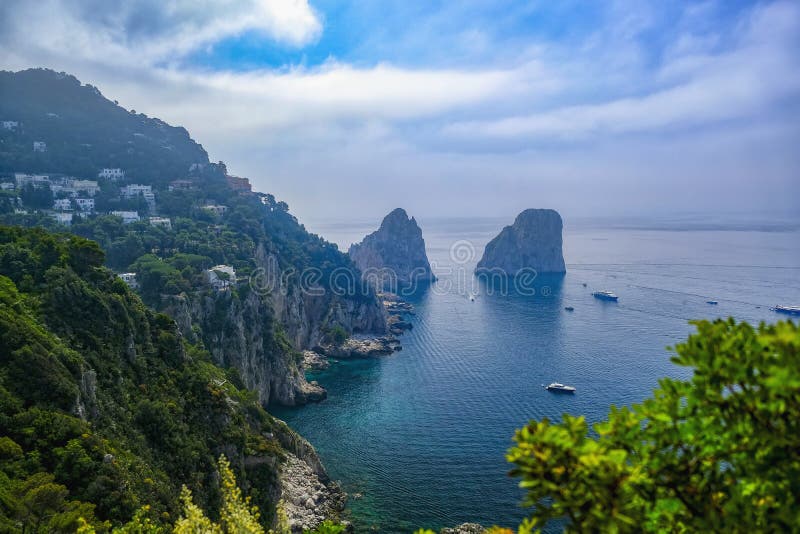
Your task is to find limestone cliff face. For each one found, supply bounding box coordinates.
[349,208,436,288]
[476,209,566,274]
[163,243,387,407]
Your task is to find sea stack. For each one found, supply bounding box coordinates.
[349,208,436,289]
[476,209,566,274]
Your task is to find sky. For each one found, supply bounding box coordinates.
[1,0,799,223]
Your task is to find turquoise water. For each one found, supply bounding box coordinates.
[274,218,800,533]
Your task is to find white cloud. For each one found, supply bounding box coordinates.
[0,0,798,219]
[443,1,800,142]
[0,0,321,67]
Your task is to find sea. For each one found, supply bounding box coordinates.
[272,215,800,533]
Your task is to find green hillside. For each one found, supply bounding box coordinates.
[0,69,208,185]
[0,225,312,532]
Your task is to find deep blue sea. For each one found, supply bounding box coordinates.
[273,216,800,533]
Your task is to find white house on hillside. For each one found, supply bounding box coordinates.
[121,184,155,209]
[98,168,124,180]
[2,121,19,131]
[71,180,100,196]
[204,265,236,291]
[118,272,139,289]
[53,199,72,211]
[51,213,73,225]
[111,210,140,224]
[120,184,152,198]
[15,173,50,188]
[203,204,228,216]
[33,141,46,152]
[75,198,95,212]
[149,216,171,229]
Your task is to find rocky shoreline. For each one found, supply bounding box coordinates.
[299,293,415,372]
[278,452,348,532]
[441,524,487,534]
[289,293,417,528]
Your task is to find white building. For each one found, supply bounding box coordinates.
[33,141,47,152]
[149,216,171,229]
[203,204,228,216]
[15,173,50,188]
[2,121,19,131]
[204,265,236,291]
[53,198,72,211]
[121,184,152,198]
[51,213,73,225]
[70,180,100,196]
[168,179,194,191]
[111,210,140,224]
[118,272,139,289]
[75,198,95,212]
[0,182,15,191]
[121,184,156,208]
[98,168,124,180]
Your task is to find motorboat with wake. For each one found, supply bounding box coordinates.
[773,305,800,316]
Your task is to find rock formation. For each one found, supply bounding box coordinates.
[476,209,566,274]
[349,208,436,289]
[314,336,401,359]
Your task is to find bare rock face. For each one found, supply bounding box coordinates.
[162,243,387,407]
[271,420,347,533]
[476,209,566,274]
[349,208,436,289]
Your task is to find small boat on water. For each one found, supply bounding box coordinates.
[592,290,618,302]
[706,300,718,305]
[545,383,576,393]
[564,306,574,311]
[773,305,800,316]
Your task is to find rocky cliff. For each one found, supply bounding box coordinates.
[476,209,566,274]
[163,243,388,407]
[349,208,436,289]
[0,225,345,532]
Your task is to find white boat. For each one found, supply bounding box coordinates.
[545,382,576,393]
[773,305,800,316]
[592,290,618,302]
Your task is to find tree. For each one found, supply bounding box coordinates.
[507,319,800,533]
[19,184,53,210]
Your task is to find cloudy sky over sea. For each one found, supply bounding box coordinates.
[2,0,798,221]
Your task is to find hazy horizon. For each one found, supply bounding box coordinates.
[2,0,799,222]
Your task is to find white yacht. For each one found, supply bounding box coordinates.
[592,290,618,302]
[545,383,576,393]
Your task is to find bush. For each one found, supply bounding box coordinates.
[507,319,800,532]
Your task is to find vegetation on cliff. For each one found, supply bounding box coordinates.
[0,226,319,532]
[1,68,385,406]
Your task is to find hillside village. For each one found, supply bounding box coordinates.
[0,70,355,310]
[1,113,256,292]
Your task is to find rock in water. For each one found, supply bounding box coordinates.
[349,208,436,288]
[476,209,566,274]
